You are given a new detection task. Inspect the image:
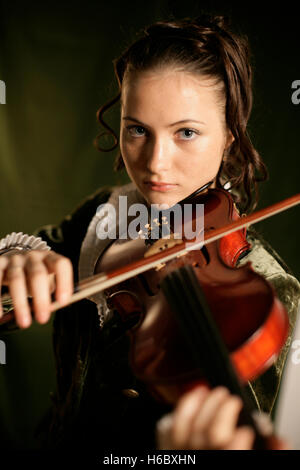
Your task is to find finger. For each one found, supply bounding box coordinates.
[156,413,174,450]
[204,395,244,449]
[24,252,52,324]
[0,256,10,317]
[224,426,256,450]
[265,435,291,450]
[192,386,230,434]
[43,252,74,305]
[6,255,32,328]
[171,386,210,449]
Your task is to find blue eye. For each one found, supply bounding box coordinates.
[125,125,199,140]
[178,128,199,140]
[126,125,146,137]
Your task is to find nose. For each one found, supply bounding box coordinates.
[145,136,172,174]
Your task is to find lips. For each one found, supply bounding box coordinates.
[144,181,177,192]
[148,181,174,185]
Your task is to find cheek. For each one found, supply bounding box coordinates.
[119,131,127,156]
[195,132,226,162]
[178,136,224,177]
[120,139,141,179]
[121,140,146,174]
[120,135,132,165]
[121,132,137,157]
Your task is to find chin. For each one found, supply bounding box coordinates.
[148,194,179,209]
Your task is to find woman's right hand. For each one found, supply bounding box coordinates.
[156,385,291,450]
[0,250,74,328]
[156,386,256,450]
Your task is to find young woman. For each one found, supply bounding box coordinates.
[0,14,299,451]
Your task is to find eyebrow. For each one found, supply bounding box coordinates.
[122,116,206,127]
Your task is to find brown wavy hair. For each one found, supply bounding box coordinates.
[95,14,268,213]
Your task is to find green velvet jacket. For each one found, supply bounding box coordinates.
[31,186,300,451]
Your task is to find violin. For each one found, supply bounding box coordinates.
[58,186,298,448]
[83,186,299,448]
[91,186,292,448]
[93,187,288,383]
[0,186,299,448]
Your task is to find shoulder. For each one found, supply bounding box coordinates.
[238,226,300,414]
[67,181,139,222]
[63,185,114,223]
[238,226,296,276]
[237,225,300,351]
[237,226,300,319]
[33,185,115,262]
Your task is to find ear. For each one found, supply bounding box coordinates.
[225,130,235,150]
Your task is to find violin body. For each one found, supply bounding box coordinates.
[95,188,289,405]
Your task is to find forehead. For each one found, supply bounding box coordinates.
[121,70,223,117]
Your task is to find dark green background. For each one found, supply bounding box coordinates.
[0,0,299,449]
